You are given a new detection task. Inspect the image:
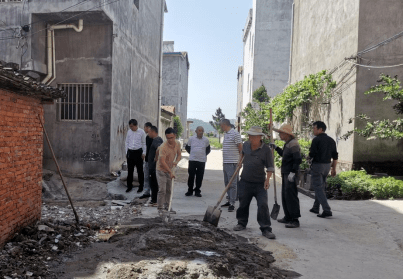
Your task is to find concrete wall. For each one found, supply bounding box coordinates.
[236,66,244,118]
[253,0,293,98]
[291,0,360,170]
[0,0,165,175]
[241,8,254,109]
[353,0,403,164]
[162,51,189,139]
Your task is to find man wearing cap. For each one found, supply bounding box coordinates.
[233,126,276,239]
[270,124,302,228]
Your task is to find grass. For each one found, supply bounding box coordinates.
[208,137,223,149]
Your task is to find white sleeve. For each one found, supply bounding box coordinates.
[141,130,146,155]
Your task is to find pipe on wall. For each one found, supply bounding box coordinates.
[42,20,84,85]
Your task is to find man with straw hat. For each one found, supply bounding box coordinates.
[233,126,276,239]
[270,124,302,228]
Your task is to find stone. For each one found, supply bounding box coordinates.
[38,225,54,232]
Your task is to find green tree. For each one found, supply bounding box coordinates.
[342,74,403,140]
[173,116,183,139]
[209,107,225,143]
[253,85,271,103]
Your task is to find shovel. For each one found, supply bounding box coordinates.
[161,167,177,223]
[203,155,244,227]
[269,108,280,220]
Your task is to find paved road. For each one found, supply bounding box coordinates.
[141,149,403,279]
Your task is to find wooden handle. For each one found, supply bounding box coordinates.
[269,108,278,203]
[215,155,244,208]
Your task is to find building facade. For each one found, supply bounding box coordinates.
[0,64,64,246]
[0,0,167,175]
[161,41,189,139]
[239,0,293,118]
[291,0,403,173]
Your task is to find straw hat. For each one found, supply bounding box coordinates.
[273,124,295,138]
[245,126,266,136]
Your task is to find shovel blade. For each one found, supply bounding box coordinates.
[203,206,222,227]
[271,203,280,220]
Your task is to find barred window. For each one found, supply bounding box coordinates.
[58,84,93,121]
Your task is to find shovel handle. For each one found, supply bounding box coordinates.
[214,155,244,208]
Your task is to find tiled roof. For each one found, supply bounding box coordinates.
[0,61,65,100]
[161,105,175,115]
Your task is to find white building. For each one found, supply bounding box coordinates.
[237,0,293,119]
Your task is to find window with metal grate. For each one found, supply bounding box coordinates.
[57,84,93,121]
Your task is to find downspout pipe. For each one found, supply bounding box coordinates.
[157,1,165,134]
[288,3,294,85]
[42,20,84,85]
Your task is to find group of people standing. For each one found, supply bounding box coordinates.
[125,118,339,240]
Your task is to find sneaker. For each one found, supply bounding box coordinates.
[309,208,319,214]
[285,220,300,228]
[277,217,291,224]
[221,202,231,207]
[228,205,235,212]
[150,201,158,207]
[233,224,246,231]
[195,193,202,197]
[185,191,193,196]
[139,194,150,199]
[317,211,332,218]
[125,187,133,193]
[262,230,276,239]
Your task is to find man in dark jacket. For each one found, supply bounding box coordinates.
[233,126,276,240]
[270,124,302,228]
[309,121,338,218]
[147,126,163,206]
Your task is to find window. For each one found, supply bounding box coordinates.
[57,84,93,121]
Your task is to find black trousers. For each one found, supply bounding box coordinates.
[236,179,272,232]
[127,149,144,188]
[149,169,158,203]
[281,173,301,220]
[187,161,206,194]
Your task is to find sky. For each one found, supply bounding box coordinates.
[163,0,253,122]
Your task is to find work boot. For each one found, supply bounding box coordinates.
[228,205,235,212]
[221,202,231,207]
[185,190,193,196]
[277,217,291,224]
[195,192,202,197]
[125,187,133,193]
[285,220,300,228]
[139,194,150,199]
[137,186,144,193]
[233,224,246,231]
[309,208,319,214]
[317,211,332,218]
[262,230,276,239]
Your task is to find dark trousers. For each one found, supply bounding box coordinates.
[281,173,301,220]
[127,149,144,188]
[149,169,158,203]
[187,161,206,194]
[311,163,332,212]
[236,179,272,232]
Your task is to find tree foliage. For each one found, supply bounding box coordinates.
[252,85,271,103]
[173,116,183,139]
[209,107,226,143]
[343,74,403,140]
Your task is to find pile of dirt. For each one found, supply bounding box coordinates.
[54,218,300,279]
[0,220,95,279]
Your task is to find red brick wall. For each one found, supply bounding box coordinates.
[0,89,44,247]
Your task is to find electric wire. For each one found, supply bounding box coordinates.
[345,59,403,69]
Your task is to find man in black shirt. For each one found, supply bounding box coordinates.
[139,122,153,197]
[309,121,338,218]
[270,124,302,228]
[147,126,164,206]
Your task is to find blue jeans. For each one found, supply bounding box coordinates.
[236,180,272,232]
[223,163,238,205]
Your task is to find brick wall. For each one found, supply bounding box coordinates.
[0,89,44,247]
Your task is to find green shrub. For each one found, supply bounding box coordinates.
[327,170,403,199]
[209,137,223,149]
[273,139,312,170]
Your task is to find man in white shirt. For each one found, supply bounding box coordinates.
[185,126,211,197]
[125,119,146,193]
